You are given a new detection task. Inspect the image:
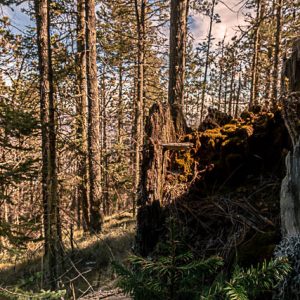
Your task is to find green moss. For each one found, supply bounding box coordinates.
[202,128,226,139]
[208,138,216,148]
[170,108,277,184]
[201,128,226,150]
[175,152,195,181]
[222,124,238,135]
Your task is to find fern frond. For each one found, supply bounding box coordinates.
[224,284,248,300]
[228,258,291,298]
[178,256,223,274]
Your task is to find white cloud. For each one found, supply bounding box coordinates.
[191,0,247,44]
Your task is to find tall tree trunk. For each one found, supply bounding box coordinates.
[101,65,109,215]
[271,0,283,106]
[86,0,102,233]
[250,0,262,107]
[118,62,123,145]
[235,74,242,118]
[133,0,146,216]
[265,45,274,100]
[168,0,189,134]
[200,0,215,122]
[35,0,49,259]
[76,0,89,231]
[35,0,61,287]
[217,35,225,111]
[224,72,228,113]
[228,54,236,115]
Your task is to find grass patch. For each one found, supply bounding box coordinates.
[0,211,136,299]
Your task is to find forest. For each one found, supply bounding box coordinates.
[0,0,299,299]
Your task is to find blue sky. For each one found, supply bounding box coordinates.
[1,3,33,32]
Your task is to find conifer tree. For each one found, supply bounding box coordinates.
[34,0,62,287]
[76,0,89,231]
[133,0,146,215]
[86,0,102,233]
[168,0,189,134]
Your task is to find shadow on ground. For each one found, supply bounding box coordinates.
[0,212,136,299]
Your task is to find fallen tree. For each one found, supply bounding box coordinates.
[136,102,290,264]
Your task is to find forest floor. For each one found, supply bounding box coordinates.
[0,211,135,299]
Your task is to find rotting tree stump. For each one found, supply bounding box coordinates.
[139,102,177,207]
[136,102,191,256]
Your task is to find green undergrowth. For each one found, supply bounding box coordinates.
[115,218,291,300]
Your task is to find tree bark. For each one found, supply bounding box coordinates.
[280,40,300,236]
[200,0,215,122]
[118,62,123,145]
[278,41,300,299]
[35,0,62,287]
[228,52,236,115]
[76,0,89,231]
[86,0,102,233]
[217,35,225,111]
[136,103,176,255]
[168,0,189,134]
[133,0,146,216]
[224,72,228,113]
[101,65,109,215]
[271,0,283,106]
[250,0,262,107]
[235,74,242,118]
[35,0,49,258]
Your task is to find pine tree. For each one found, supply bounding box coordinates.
[86,0,102,233]
[168,0,189,134]
[76,0,89,231]
[34,0,62,287]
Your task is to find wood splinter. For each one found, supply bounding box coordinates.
[161,142,194,150]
